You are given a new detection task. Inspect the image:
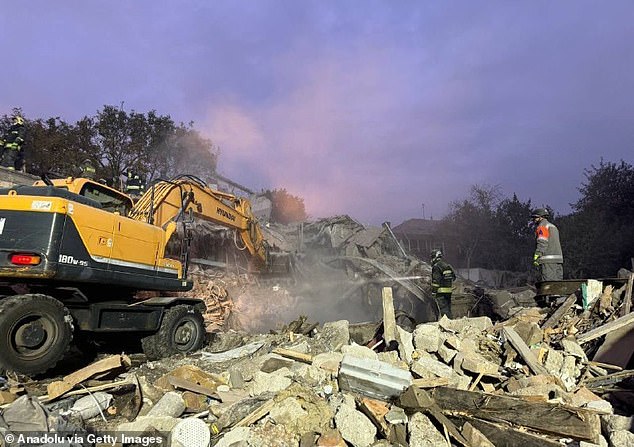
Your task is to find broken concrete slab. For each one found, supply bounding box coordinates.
[413,324,442,353]
[315,320,351,353]
[341,344,379,360]
[269,396,308,425]
[249,371,292,396]
[339,355,412,401]
[334,403,377,447]
[407,412,447,447]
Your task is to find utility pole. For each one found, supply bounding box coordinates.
[421,203,425,219]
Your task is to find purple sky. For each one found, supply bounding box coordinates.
[2,1,634,226]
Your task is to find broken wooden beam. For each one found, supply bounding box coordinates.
[167,376,221,400]
[272,348,313,364]
[430,386,601,443]
[621,272,633,316]
[452,416,562,447]
[582,369,634,389]
[400,385,470,447]
[541,293,577,329]
[502,327,549,376]
[46,354,131,399]
[576,312,634,344]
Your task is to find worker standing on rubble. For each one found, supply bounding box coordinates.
[531,208,563,281]
[0,114,26,170]
[430,249,456,319]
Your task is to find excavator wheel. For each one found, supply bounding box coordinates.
[0,294,73,375]
[141,305,205,360]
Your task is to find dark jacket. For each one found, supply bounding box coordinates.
[432,260,456,294]
[535,219,563,264]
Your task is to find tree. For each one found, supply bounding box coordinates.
[561,160,634,277]
[443,184,501,269]
[263,188,307,224]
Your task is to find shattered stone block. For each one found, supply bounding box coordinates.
[413,324,442,352]
[407,412,446,447]
[317,429,347,447]
[270,397,308,425]
[561,338,588,362]
[313,352,344,373]
[437,344,457,364]
[396,326,415,363]
[249,371,292,396]
[411,356,456,379]
[543,348,565,376]
[334,404,377,447]
[341,344,379,360]
[460,351,500,376]
[608,430,634,447]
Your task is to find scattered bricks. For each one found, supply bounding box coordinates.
[269,397,308,425]
[341,344,379,360]
[413,324,442,352]
[411,356,456,379]
[317,320,350,353]
[407,412,447,447]
[437,344,457,364]
[313,352,344,373]
[249,371,292,396]
[543,348,565,376]
[561,338,588,362]
[146,391,186,418]
[334,403,377,447]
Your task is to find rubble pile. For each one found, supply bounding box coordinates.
[1,281,632,446]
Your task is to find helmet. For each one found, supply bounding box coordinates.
[430,249,443,262]
[531,208,549,218]
[12,115,24,126]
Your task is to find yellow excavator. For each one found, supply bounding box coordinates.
[0,174,269,374]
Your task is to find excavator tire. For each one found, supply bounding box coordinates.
[0,294,73,375]
[141,304,205,360]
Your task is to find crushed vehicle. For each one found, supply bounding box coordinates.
[0,174,270,375]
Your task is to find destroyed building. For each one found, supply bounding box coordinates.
[0,167,632,446]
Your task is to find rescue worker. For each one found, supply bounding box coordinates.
[531,208,563,281]
[430,249,456,319]
[125,170,144,196]
[0,115,26,170]
[80,159,97,179]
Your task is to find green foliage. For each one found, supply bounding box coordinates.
[560,160,634,277]
[3,106,218,187]
[263,188,307,224]
[443,186,534,271]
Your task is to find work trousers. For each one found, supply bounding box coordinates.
[434,293,452,320]
[539,263,563,282]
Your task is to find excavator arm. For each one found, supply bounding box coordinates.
[128,175,268,267]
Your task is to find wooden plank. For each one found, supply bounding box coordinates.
[382,287,398,348]
[272,348,313,364]
[412,377,449,388]
[431,387,600,443]
[541,294,577,329]
[503,327,549,376]
[47,355,130,399]
[235,399,275,427]
[577,312,634,344]
[452,416,562,447]
[167,376,221,400]
[400,386,470,447]
[621,274,632,314]
[462,422,495,447]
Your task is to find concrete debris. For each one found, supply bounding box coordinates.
[0,217,633,447]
